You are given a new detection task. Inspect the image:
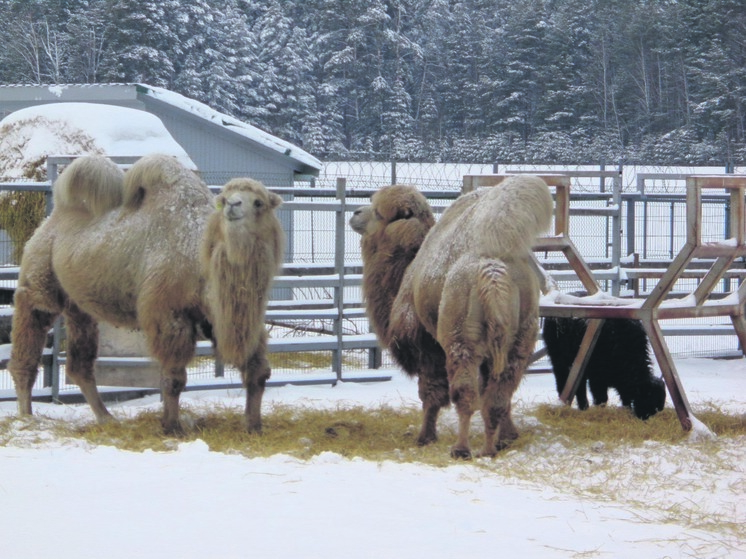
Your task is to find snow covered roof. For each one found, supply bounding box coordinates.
[137,84,322,173]
[0,102,195,180]
[0,84,321,176]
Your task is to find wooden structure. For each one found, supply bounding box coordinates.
[463,174,746,431]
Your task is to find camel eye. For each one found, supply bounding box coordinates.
[374,210,383,220]
[254,199,264,209]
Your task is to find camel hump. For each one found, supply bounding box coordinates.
[52,155,125,217]
[122,154,200,210]
[474,175,553,258]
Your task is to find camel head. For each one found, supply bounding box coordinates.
[216,178,282,224]
[209,178,285,267]
[350,184,435,250]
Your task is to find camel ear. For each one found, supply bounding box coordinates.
[268,191,283,209]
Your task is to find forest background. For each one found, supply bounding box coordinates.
[0,0,744,166]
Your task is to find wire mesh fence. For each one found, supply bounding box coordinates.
[0,161,743,399]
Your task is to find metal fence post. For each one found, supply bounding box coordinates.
[214,359,225,378]
[44,158,62,400]
[333,178,347,380]
[50,317,62,403]
[611,166,622,296]
[626,196,636,258]
[45,158,57,215]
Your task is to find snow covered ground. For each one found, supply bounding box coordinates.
[1,358,744,559]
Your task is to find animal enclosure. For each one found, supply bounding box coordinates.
[0,160,743,404]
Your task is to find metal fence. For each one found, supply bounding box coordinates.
[0,161,743,403]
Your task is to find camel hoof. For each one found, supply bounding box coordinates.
[96,414,116,426]
[246,423,263,435]
[450,447,472,460]
[494,432,518,452]
[494,439,514,452]
[161,419,185,436]
[416,433,437,446]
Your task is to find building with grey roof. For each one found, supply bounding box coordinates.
[0,83,321,186]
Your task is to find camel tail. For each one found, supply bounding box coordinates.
[475,175,553,258]
[52,155,124,217]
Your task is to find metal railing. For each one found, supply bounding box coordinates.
[0,165,461,401]
[0,163,743,403]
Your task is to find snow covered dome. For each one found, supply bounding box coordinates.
[0,103,195,180]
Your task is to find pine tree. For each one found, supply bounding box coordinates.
[63,0,109,82]
[102,0,181,87]
[685,0,746,150]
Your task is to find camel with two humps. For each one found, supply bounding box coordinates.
[9,154,284,434]
[351,176,553,458]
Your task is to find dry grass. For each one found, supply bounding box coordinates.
[37,400,745,466]
[696,404,746,436]
[534,405,687,445]
[0,191,46,263]
[54,404,464,466]
[532,402,746,446]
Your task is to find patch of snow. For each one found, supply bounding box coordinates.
[688,415,716,441]
[0,103,195,179]
[47,85,65,98]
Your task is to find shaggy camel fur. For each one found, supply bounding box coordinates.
[201,177,284,431]
[352,177,553,458]
[350,187,448,447]
[9,154,283,433]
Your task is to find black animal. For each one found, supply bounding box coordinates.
[542,317,666,420]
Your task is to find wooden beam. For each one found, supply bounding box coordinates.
[559,318,604,406]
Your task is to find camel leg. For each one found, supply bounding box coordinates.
[8,287,59,416]
[479,378,517,457]
[479,321,537,457]
[477,361,503,458]
[241,333,271,434]
[446,350,479,459]
[63,302,113,423]
[415,367,449,446]
[451,397,475,460]
[160,367,187,434]
[143,309,197,434]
